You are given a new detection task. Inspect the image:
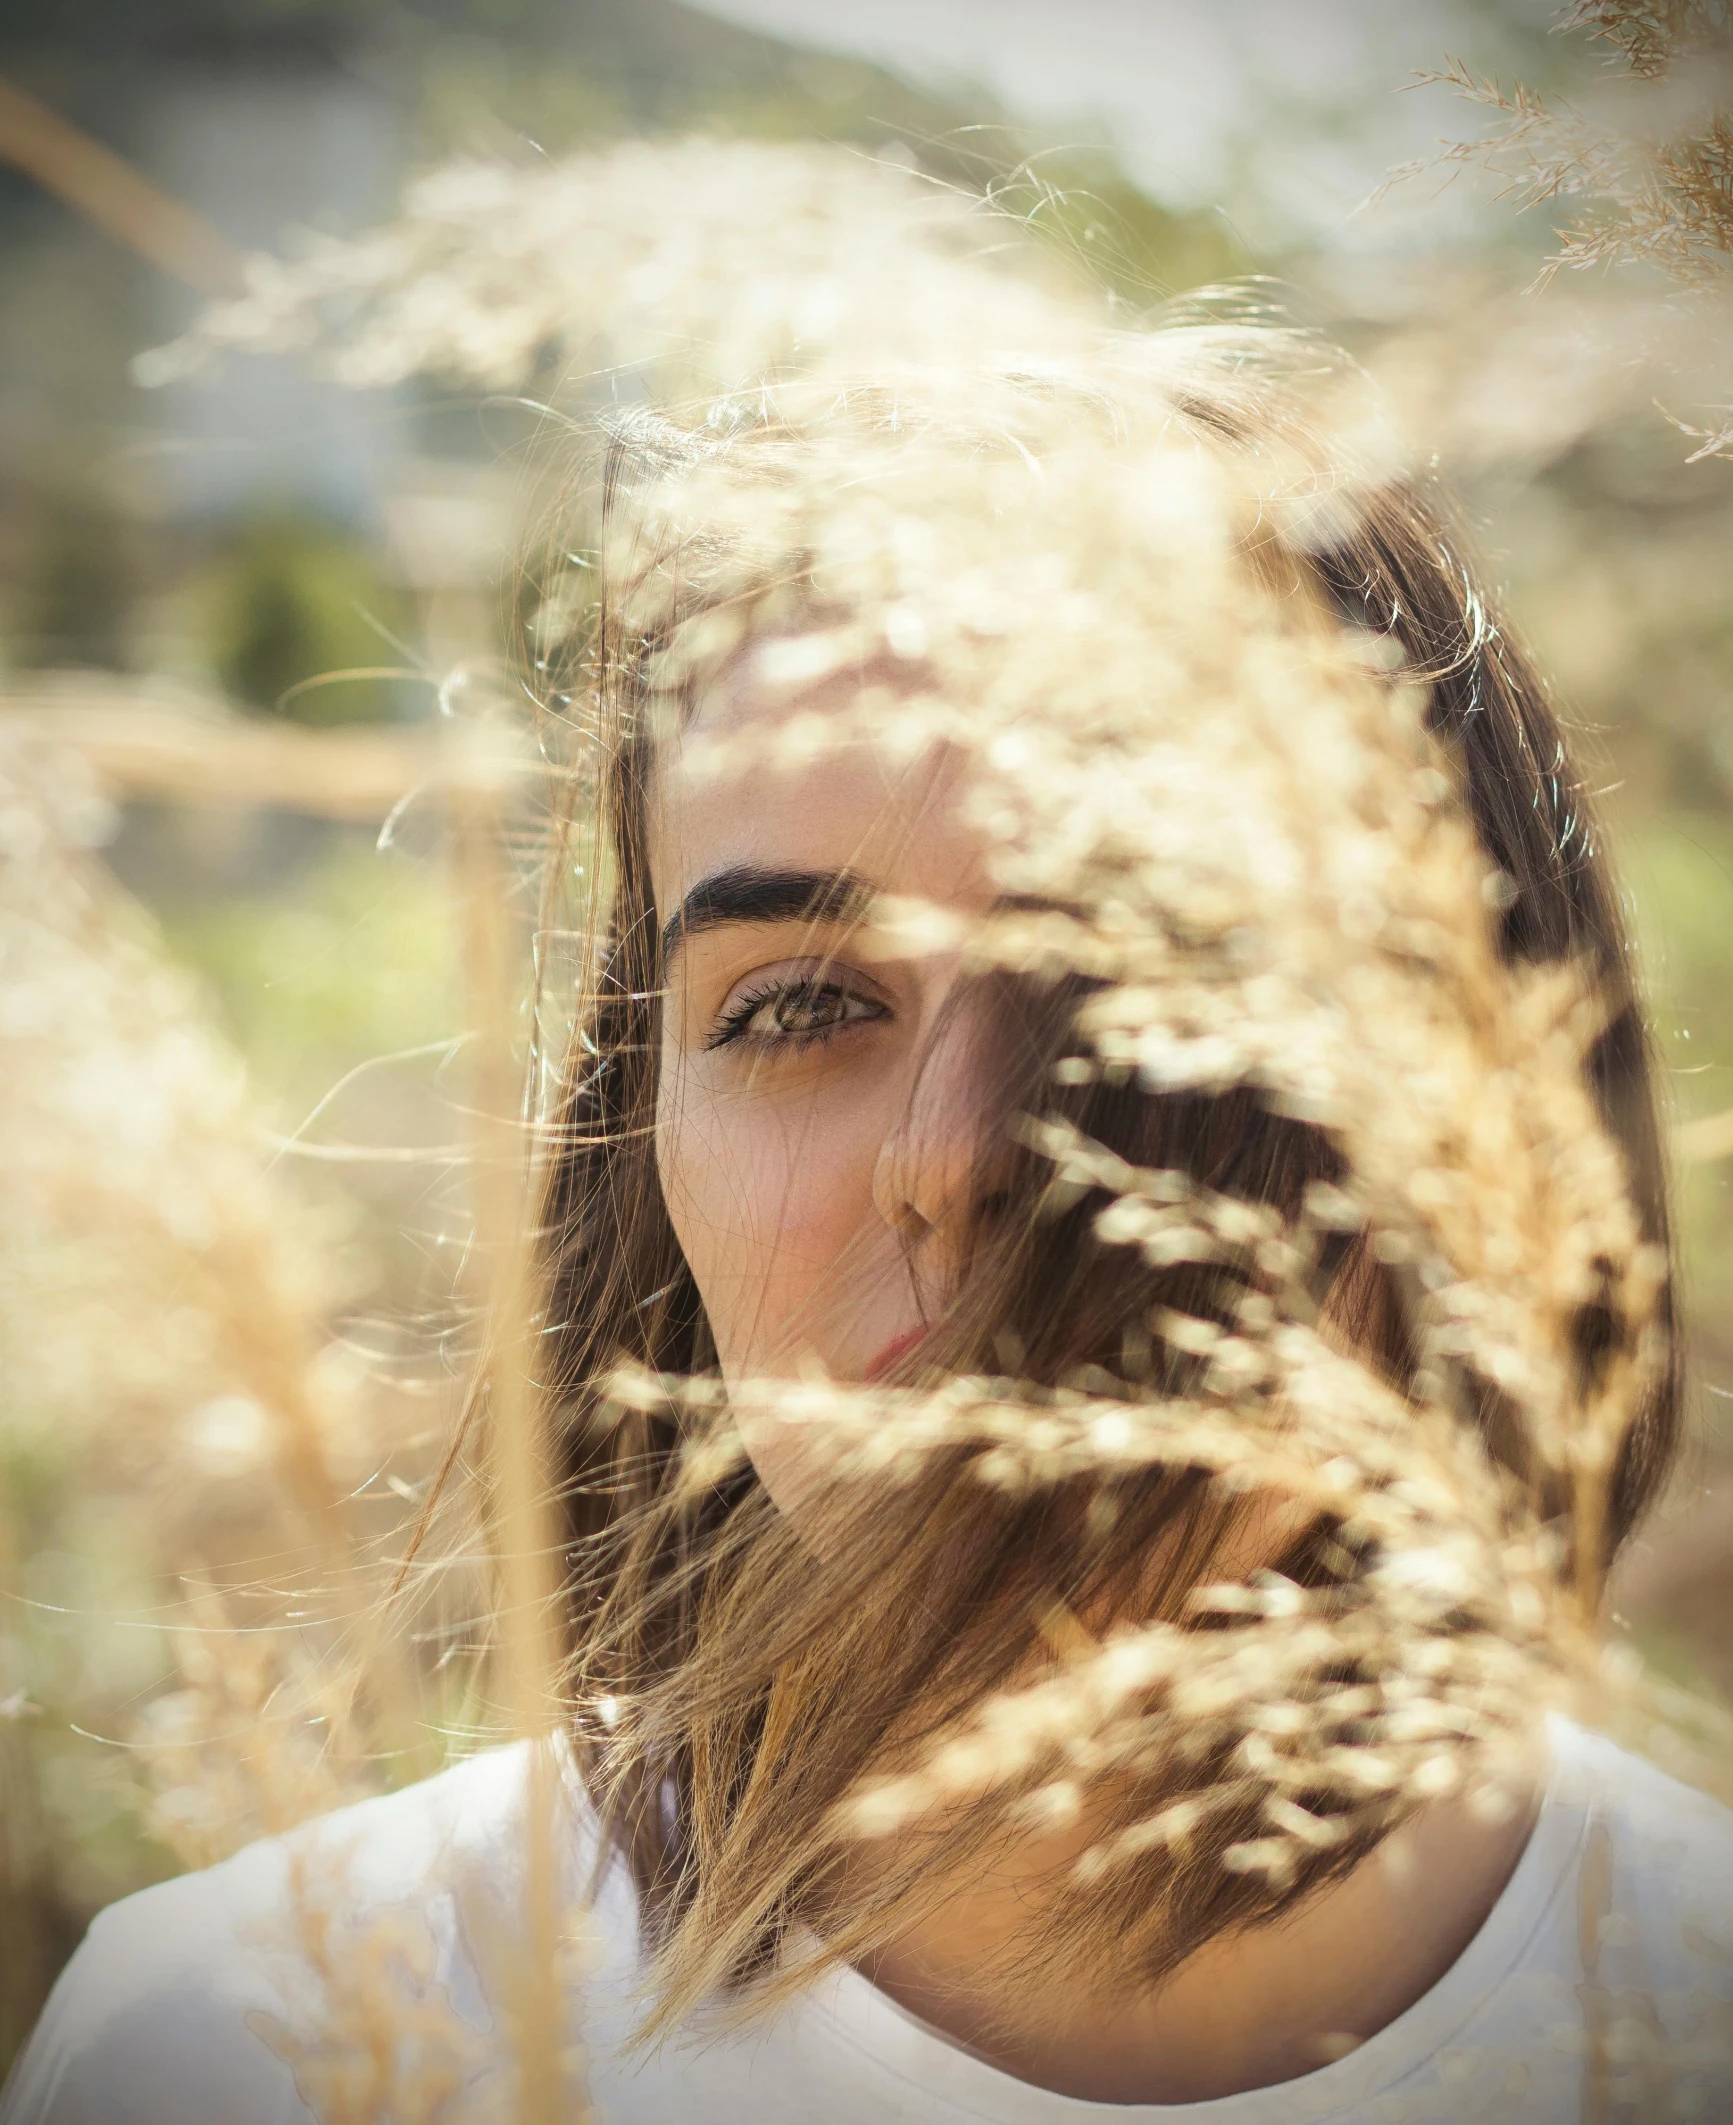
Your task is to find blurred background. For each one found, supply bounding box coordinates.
[2,0,1730,2078]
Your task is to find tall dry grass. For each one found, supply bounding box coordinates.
[1390,0,1733,458]
[3,68,1732,2109]
[0,674,580,2107]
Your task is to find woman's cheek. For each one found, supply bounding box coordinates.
[656,1086,746,1352]
[658,1065,888,1376]
[655,1080,813,1371]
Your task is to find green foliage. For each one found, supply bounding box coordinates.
[1623,814,1733,1386]
[197,516,415,725]
[160,835,459,1111]
[1627,815,1733,1086]
[972,152,1248,312]
[7,492,136,670]
[0,1433,178,2064]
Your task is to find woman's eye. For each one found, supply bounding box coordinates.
[709,979,885,1052]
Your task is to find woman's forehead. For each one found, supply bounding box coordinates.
[654,676,988,908]
[687,633,894,735]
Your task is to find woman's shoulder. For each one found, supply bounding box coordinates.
[73,1739,562,1986]
[1,1744,614,2125]
[1552,1717,1733,1977]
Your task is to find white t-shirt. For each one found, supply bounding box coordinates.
[5,1720,1732,2125]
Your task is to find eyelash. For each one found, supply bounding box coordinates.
[705,974,889,1054]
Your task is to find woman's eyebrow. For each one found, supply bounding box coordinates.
[660,865,874,966]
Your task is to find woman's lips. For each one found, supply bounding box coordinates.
[863,1326,929,1384]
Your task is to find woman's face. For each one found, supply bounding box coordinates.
[649,650,1319,1569]
[649,661,993,1495]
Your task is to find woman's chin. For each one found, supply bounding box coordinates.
[722,1329,929,1389]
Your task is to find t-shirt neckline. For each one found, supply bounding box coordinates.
[803,1720,1592,2125]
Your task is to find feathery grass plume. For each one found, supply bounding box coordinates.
[0,676,597,2103]
[139,1581,379,1875]
[1389,2,1733,458]
[147,134,1695,2071]
[254,1842,486,2125]
[249,1758,597,2125]
[1402,5,1732,285]
[135,138,1098,402]
[1564,0,1733,82]
[0,730,357,1598]
[444,721,591,2125]
[0,711,496,2073]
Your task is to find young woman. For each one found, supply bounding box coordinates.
[6,309,1732,2125]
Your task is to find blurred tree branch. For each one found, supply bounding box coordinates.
[0,73,244,294]
[0,681,535,823]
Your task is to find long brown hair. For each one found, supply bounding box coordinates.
[522,326,1679,2034]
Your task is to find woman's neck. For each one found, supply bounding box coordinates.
[855,1759,1543,2105]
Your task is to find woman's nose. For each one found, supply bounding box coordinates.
[871,997,983,1277]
